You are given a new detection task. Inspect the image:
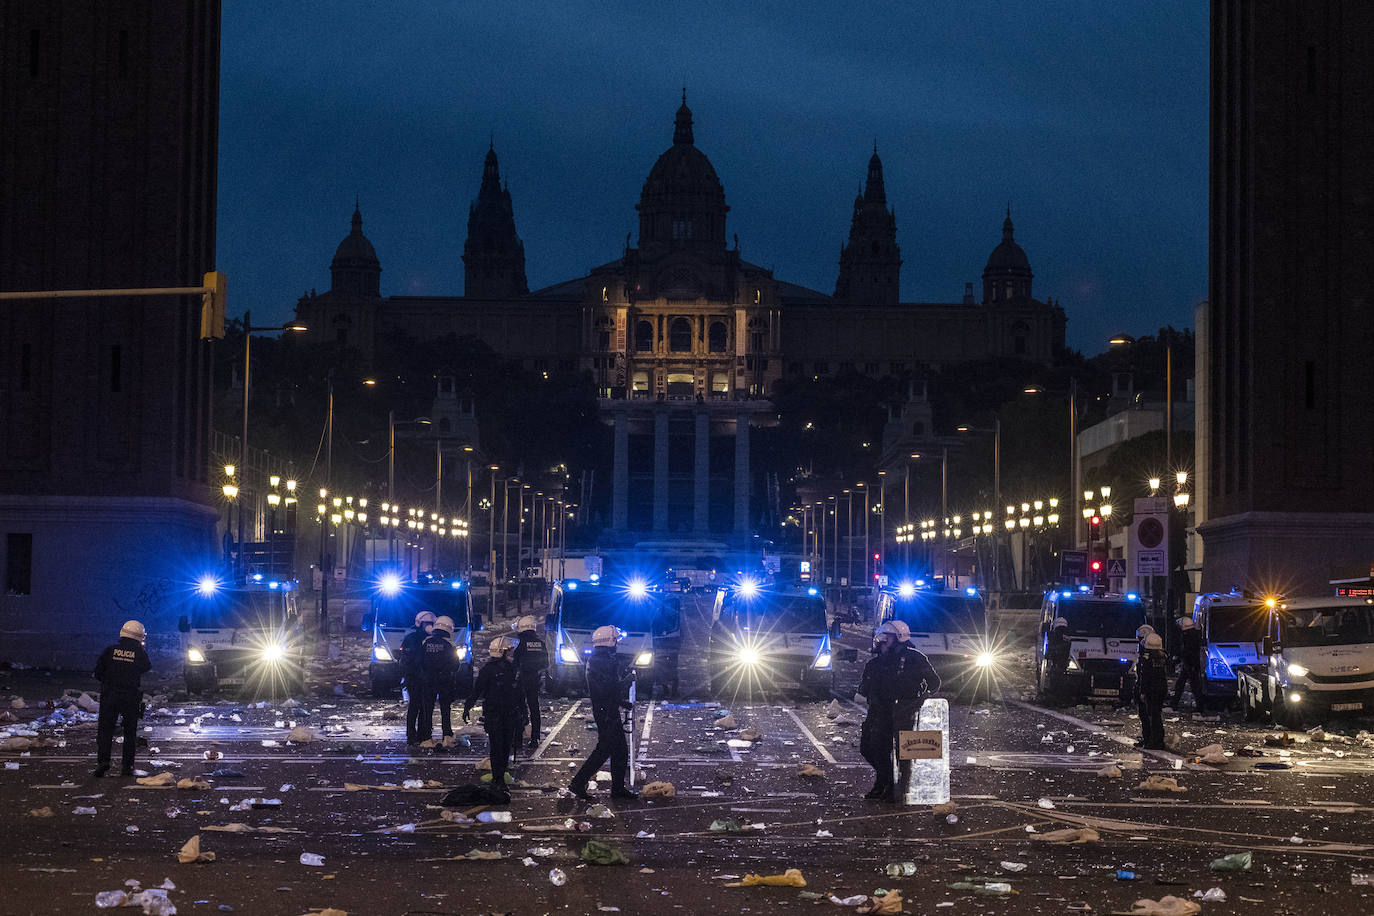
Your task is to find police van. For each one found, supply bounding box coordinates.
[178,575,306,697]
[1236,595,1374,726]
[1190,590,1268,704]
[707,579,837,698]
[545,577,681,697]
[873,581,997,701]
[1035,588,1146,703]
[365,574,480,698]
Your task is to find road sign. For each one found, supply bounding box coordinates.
[1060,550,1086,578]
[1136,549,1166,575]
[1106,558,1127,578]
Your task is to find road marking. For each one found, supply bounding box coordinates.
[531,701,581,760]
[782,707,837,764]
[638,700,656,757]
[1007,699,1211,771]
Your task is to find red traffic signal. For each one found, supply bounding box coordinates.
[1090,559,1103,572]
[1090,515,1102,527]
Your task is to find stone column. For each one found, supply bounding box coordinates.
[734,413,750,534]
[693,407,710,534]
[612,409,629,531]
[653,407,669,534]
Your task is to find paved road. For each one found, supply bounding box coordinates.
[3,595,1373,914]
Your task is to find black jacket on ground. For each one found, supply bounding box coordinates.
[585,645,634,723]
[93,637,151,693]
[464,656,522,725]
[513,630,550,679]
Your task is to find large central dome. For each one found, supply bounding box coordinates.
[636,94,728,253]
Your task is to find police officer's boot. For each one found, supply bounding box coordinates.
[610,786,639,801]
[863,781,888,799]
[92,763,110,778]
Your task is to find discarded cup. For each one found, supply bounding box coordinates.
[299,852,325,867]
[885,862,917,877]
[95,891,129,908]
[549,867,568,886]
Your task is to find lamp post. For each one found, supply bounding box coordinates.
[237,310,306,580]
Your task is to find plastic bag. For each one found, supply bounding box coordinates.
[176,835,215,864]
[1209,851,1252,872]
[733,868,806,887]
[580,840,630,866]
[858,890,903,914]
[1128,896,1200,916]
[1137,775,1187,793]
[641,781,676,798]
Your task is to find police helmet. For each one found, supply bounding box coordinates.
[119,620,147,643]
[415,610,437,627]
[592,625,620,647]
[488,635,516,658]
[515,615,539,633]
[1136,624,1155,639]
[433,616,455,634]
[1177,616,1196,630]
[1052,617,1069,629]
[1144,633,1164,650]
[877,620,911,642]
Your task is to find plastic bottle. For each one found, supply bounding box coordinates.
[1116,870,1136,880]
[549,867,567,886]
[477,810,512,823]
[885,862,917,877]
[299,852,325,866]
[903,698,950,805]
[95,891,129,908]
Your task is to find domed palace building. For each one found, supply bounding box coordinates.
[293,97,1065,543]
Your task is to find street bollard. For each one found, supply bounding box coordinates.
[900,698,950,805]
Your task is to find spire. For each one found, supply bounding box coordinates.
[464,144,528,298]
[482,143,501,186]
[673,89,694,145]
[835,147,900,304]
[865,145,886,206]
[1002,205,1014,241]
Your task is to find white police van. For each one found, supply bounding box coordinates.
[707,579,837,698]
[873,580,997,701]
[1190,590,1268,705]
[365,574,479,698]
[178,575,305,697]
[545,577,681,696]
[1035,588,1146,704]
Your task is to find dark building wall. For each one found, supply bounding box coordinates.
[0,0,220,501]
[1207,1,1374,518]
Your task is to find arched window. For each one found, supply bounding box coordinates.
[708,321,728,353]
[634,320,653,352]
[669,317,692,352]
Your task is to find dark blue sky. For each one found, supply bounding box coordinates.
[218,1,1208,353]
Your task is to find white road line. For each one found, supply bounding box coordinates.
[531,701,582,760]
[1007,699,1212,771]
[782,707,837,764]
[638,700,656,756]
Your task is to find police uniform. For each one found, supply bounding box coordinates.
[512,622,549,746]
[420,626,458,740]
[400,614,433,744]
[1133,626,1154,745]
[463,638,523,795]
[93,624,152,776]
[1044,623,1072,699]
[569,637,637,801]
[860,623,940,801]
[1139,638,1170,749]
[1171,622,1206,713]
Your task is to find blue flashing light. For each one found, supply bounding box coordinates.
[588,573,600,583]
[1078,585,1090,593]
[378,573,403,597]
[268,580,280,589]
[965,586,978,597]
[196,576,219,597]
[567,581,579,590]
[1118,657,1130,663]
[737,577,760,598]
[807,586,819,596]
[914,578,926,587]
[450,581,463,589]
[1126,592,1139,601]
[251,573,264,582]
[1061,590,1072,598]
[627,578,649,599]
[898,582,916,598]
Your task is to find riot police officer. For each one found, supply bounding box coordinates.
[1170,616,1207,713]
[569,625,638,802]
[401,610,435,745]
[420,616,459,744]
[1133,624,1155,746]
[859,620,940,802]
[512,615,549,748]
[93,620,152,777]
[463,636,522,801]
[1139,633,1170,749]
[1044,616,1072,701]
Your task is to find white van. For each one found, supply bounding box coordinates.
[874,582,996,701]
[1190,590,1267,704]
[1237,596,1374,726]
[545,578,681,696]
[178,576,305,697]
[707,581,837,698]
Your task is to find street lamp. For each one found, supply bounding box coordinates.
[237,310,306,579]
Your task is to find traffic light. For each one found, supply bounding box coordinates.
[200,270,227,340]
[1090,515,1102,529]
[1089,558,1103,574]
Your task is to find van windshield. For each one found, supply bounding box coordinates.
[890,593,985,634]
[373,588,470,629]
[557,589,666,632]
[729,595,828,634]
[1057,600,1143,637]
[192,589,295,630]
[1207,603,1267,642]
[1280,604,1374,647]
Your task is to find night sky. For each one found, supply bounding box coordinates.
[218,1,1208,354]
